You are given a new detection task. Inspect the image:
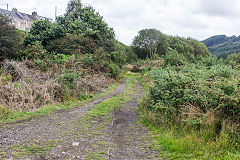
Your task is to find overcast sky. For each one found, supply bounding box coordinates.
[1,0,240,45]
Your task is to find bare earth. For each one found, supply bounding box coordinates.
[0,78,160,160]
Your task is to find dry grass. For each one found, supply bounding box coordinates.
[179,103,221,127]
[0,61,113,112]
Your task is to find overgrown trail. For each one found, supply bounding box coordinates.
[108,79,158,160]
[0,77,159,160]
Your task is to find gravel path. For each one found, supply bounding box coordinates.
[0,79,126,159]
[0,78,160,160]
[108,78,159,160]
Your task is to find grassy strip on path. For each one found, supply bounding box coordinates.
[0,81,119,124]
[88,73,137,118]
[137,74,240,160]
[75,73,137,160]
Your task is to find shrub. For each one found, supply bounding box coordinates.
[225,52,240,67]
[59,70,82,90]
[146,63,240,128]
[107,63,121,78]
[110,51,127,68]
[80,54,95,66]
[199,56,222,67]
[24,20,65,47]
[46,34,98,55]
[163,50,187,66]
[0,14,20,61]
[23,41,48,59]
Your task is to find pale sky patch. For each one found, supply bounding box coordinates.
[1,0,240,45]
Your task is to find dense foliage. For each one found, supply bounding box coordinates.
[57,0,115,41]
[147,60,240,124]
[17,0,133,78]
[132,28,210,59]
[0,0,135,114]
[135,32,240,158]
[0,14,20,61]
[24,20,65,47]
[203,35,240,58]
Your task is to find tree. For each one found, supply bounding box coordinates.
[57,0,115,41]
[188,38,210,57]
[0,14,20,61]
[132,28,168,58]
[24,20,65,47]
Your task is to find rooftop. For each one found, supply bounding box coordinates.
[0,8,51,21]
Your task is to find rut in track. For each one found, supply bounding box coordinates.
[0,78,160,160]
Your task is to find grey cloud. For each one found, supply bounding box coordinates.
[2,0,240,45]
[198,0,240,17]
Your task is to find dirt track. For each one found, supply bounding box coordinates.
[0,78,159,160]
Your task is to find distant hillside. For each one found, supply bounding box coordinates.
[202,35,240,58]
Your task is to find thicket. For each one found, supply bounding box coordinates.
[133,29,240,158]
[0,0,134,113]
[132,28,210,59]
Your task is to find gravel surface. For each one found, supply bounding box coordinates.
[109,79,159,160]
[0,79,126,160]
[0,78,160,160]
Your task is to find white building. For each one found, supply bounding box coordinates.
[0,8,52,31]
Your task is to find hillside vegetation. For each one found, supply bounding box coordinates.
[132,29,240,159]
[0,0,136,116]
[1,1,240,159]
[203,35,240,58]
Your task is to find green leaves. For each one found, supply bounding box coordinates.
[0,14,20,61]
[147,62,240,123]
[57,1,115,42]
[132,28,167,58]
[132,28,210,60]
[24,20,65,47]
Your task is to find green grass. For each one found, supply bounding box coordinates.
[137,74,240,160]
[88,74,136,118]
[83,151,106,160]
[10,140,57,157]
[142,121,240,160]
[0,82,119,124]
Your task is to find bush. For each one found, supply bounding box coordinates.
[80,54,95,66]
[24,20,65,47]
[59,70,82,90]
[23,41,47,59]
[0,14,20,61]
[146,63,240,127]
[199,56,222,67]
[163,50,187,66]
[110,51,127,68]
[107,63,121,78]
[46,34,98,55]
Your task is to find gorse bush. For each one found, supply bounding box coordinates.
[59,70,82,90]
[46,34,99,55]
[163,50,188,66]
[80,54,95,66]
[23,41,47,59]
[107,63,121,78]
[138,54,240,159]
[145,62,240,130]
